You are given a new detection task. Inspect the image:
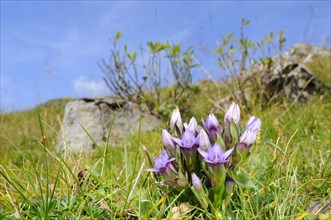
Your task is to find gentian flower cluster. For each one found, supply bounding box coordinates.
[146,104,261,210]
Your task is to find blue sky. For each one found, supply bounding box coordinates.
[1,1,330,112]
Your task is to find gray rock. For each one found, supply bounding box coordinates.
[290,43,331,62]
[264,63,317,101]
[258,44,331,102]
[212,44,329,111]
[56,98,161,152]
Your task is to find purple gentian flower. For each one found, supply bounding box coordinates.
[146,150,176,178]
[224,103,240,128]
[172,130,199,172]
[237,116,261,150]
[202,114,221,139]
[198,143,233,188]
[172,130,199,149]
[162,129,176,157]
[170,107,183,134]
[198,143,234,165]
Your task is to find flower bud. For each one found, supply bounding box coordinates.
[225,174,235,196]
[170,107,183,134]
[244,116,261,132]
[198,129,211,151]
[162,129,176,157]
[184,117,198,134]
[202,114,220,140]
[191,173,208,209]
[238,116,261,150]
[191,173,203,190]
[224,103,240,128]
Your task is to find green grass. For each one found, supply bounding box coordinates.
[0,58,330,219]
[307,55,331,88]
[0,104,65,166]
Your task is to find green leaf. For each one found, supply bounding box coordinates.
[191,64,200,68]
[155,42,162,52]
[261,57,274,68]
[115,31,122,40]
[258,41,265,50]
[241,18,250,26]
[230,121,239,144]
[228,170,257,189]
[228,45,236,54]
[247,41,256,49]
[172,44,180,56]
[216,133,225,147]
[147,42,154,51]
[164,43,170,50]
[264,35,269,42]
[217,58,223,68]
[279,29,285,38]
[127,53,132,61]
[211,165,227,207]
[219,47,224,54]
[224,34,233,45]
[47,199,57,214]
[234,39,240,45]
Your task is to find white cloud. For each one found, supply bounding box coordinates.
[72,76,108,97]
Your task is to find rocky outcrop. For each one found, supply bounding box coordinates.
[289,43,331,63]
[56,98,161,152]
[260,43,330,102]
[212,44,330,112]
[262,63,316,101]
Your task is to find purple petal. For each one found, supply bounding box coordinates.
[239,130,258,147]
[146,149,176,173]
[212,143,223,156]
[154,157,165,168]
[245,116,261,132]
[162,129,176,155]
[181,130,198,148]
[203,114,220,139]
[172,137,183,146]
[154,150,173,168]
[183,122,189,130]
[203,158,217,164]
[201,119,207,129]
[223,148,234,159]
[198,148,209,159]
[145,168,161,172]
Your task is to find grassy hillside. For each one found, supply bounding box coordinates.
[0,98,73,165]
[0,57,330,219]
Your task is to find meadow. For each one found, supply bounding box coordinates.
[0,54,330,219]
